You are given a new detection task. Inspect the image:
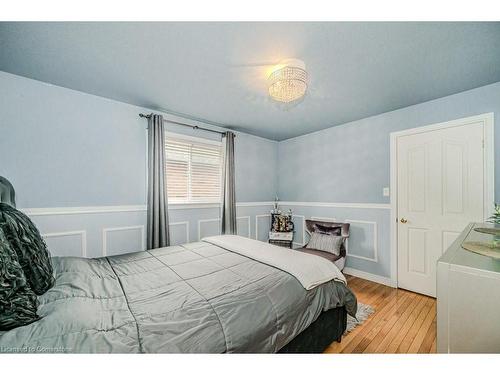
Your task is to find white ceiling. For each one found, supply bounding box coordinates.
[1,22,500,140]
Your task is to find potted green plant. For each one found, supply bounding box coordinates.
[474,203,500,246]
[488,203,500,225]
[463,204,500,257]
[488,204,500,247]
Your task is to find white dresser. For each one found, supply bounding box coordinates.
[437,223,500,353]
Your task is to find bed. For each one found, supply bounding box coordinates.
[0,236,357,353]
[0,178,357,353]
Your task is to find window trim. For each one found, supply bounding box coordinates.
[164,131,223,205]
[165,131,222,147]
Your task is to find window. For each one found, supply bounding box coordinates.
[165,134,222,204]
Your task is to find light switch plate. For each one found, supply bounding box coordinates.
[383,187,390,197]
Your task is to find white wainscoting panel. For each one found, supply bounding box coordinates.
[169,221,190,245]
[102,225,145,257]
[198,218,221,240]
[255,214,271,242]
[291,214,306,247]
[27,202,394,284]
[43,230,87,257]
[345,219,378,262]
[236,216,251,238]
[26,202,273,258]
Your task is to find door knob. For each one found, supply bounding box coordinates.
[400,218,408,224]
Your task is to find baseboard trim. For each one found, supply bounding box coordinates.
[343,267,397,288]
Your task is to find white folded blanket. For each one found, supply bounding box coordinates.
[202,235,346,290]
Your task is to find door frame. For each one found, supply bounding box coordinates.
[389,113,495,287]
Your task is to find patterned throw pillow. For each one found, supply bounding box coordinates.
[313,223,342,236]
[0,228,40,330]
[306,232,343,256]
[0,203,55,295]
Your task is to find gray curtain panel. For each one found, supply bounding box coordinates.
[221,131,237,234]
[147,114,170,249]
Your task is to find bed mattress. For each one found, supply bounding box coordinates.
[0,239,356,353]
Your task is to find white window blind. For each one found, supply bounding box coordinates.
[165,135,222,204]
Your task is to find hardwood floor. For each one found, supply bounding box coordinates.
[325,275,437,354]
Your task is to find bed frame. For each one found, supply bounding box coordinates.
[279,306,347,353]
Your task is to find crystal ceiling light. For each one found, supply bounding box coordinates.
[268,59,308,103]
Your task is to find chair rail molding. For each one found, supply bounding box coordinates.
[22,201,389,217]
[281,201,391,210]
[236,202,274,207]
[22,202,275,216]
[24,205,147,216]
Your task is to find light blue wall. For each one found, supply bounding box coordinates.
[0,72,147,208]
[2,70,500,281]
[0,71,278,208]
[0,71,277,261]
[278,82,500,280]
[234,133,278,202]
[278,81,500,203]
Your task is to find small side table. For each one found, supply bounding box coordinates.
[269,231,294,248]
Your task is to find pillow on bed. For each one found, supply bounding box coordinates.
[306,232,343,256]
[0,203,55,295]
[0,228,40,330]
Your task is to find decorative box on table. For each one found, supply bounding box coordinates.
[268,199,294,248]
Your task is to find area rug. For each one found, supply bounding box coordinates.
[345,303,375,333]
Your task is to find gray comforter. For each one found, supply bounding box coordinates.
[0,240,356,353]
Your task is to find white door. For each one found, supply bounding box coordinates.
[397,121,485,297]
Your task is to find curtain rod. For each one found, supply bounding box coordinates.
[139,113,230,136]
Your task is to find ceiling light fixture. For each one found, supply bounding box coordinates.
[268,59,307,103]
